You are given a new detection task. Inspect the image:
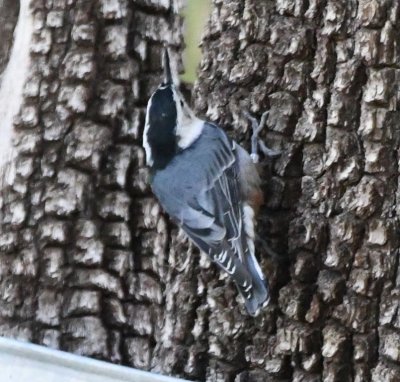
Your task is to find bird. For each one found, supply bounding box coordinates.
[143,49,272,316]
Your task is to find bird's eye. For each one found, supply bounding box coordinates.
[180,100,184,107]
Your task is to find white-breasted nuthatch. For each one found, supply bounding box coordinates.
[143,49,272,316]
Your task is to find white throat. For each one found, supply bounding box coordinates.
[173,88,204,149]
[176,117,204,149]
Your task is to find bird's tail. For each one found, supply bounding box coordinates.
[207,240,270,316]
[236,251,270,316]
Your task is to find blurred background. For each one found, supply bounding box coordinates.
[181,0,211,83]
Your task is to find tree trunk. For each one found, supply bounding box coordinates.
[1,0,400,382]
[191,0,400,381]
[0,0,187,374]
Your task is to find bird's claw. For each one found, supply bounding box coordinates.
[243,111,281,164]
[258,140,281,159]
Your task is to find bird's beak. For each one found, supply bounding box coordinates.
[163,48,173,86]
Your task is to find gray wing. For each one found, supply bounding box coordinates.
[152,124,246,270]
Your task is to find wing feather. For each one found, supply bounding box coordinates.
[152,125,244,261]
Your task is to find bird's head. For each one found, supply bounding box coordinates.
[144,49,199,169]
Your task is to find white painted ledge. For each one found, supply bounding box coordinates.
[0,336,188,382]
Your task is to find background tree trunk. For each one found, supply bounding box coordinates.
[0,0,187,374]
[1,0,400,382]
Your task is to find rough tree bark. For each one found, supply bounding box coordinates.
[0,0,187,374]
[1,0,400,382]
[191,0,400,381]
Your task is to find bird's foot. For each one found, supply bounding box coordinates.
[243,111,281,164]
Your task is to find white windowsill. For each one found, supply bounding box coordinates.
[0,336,188,382]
